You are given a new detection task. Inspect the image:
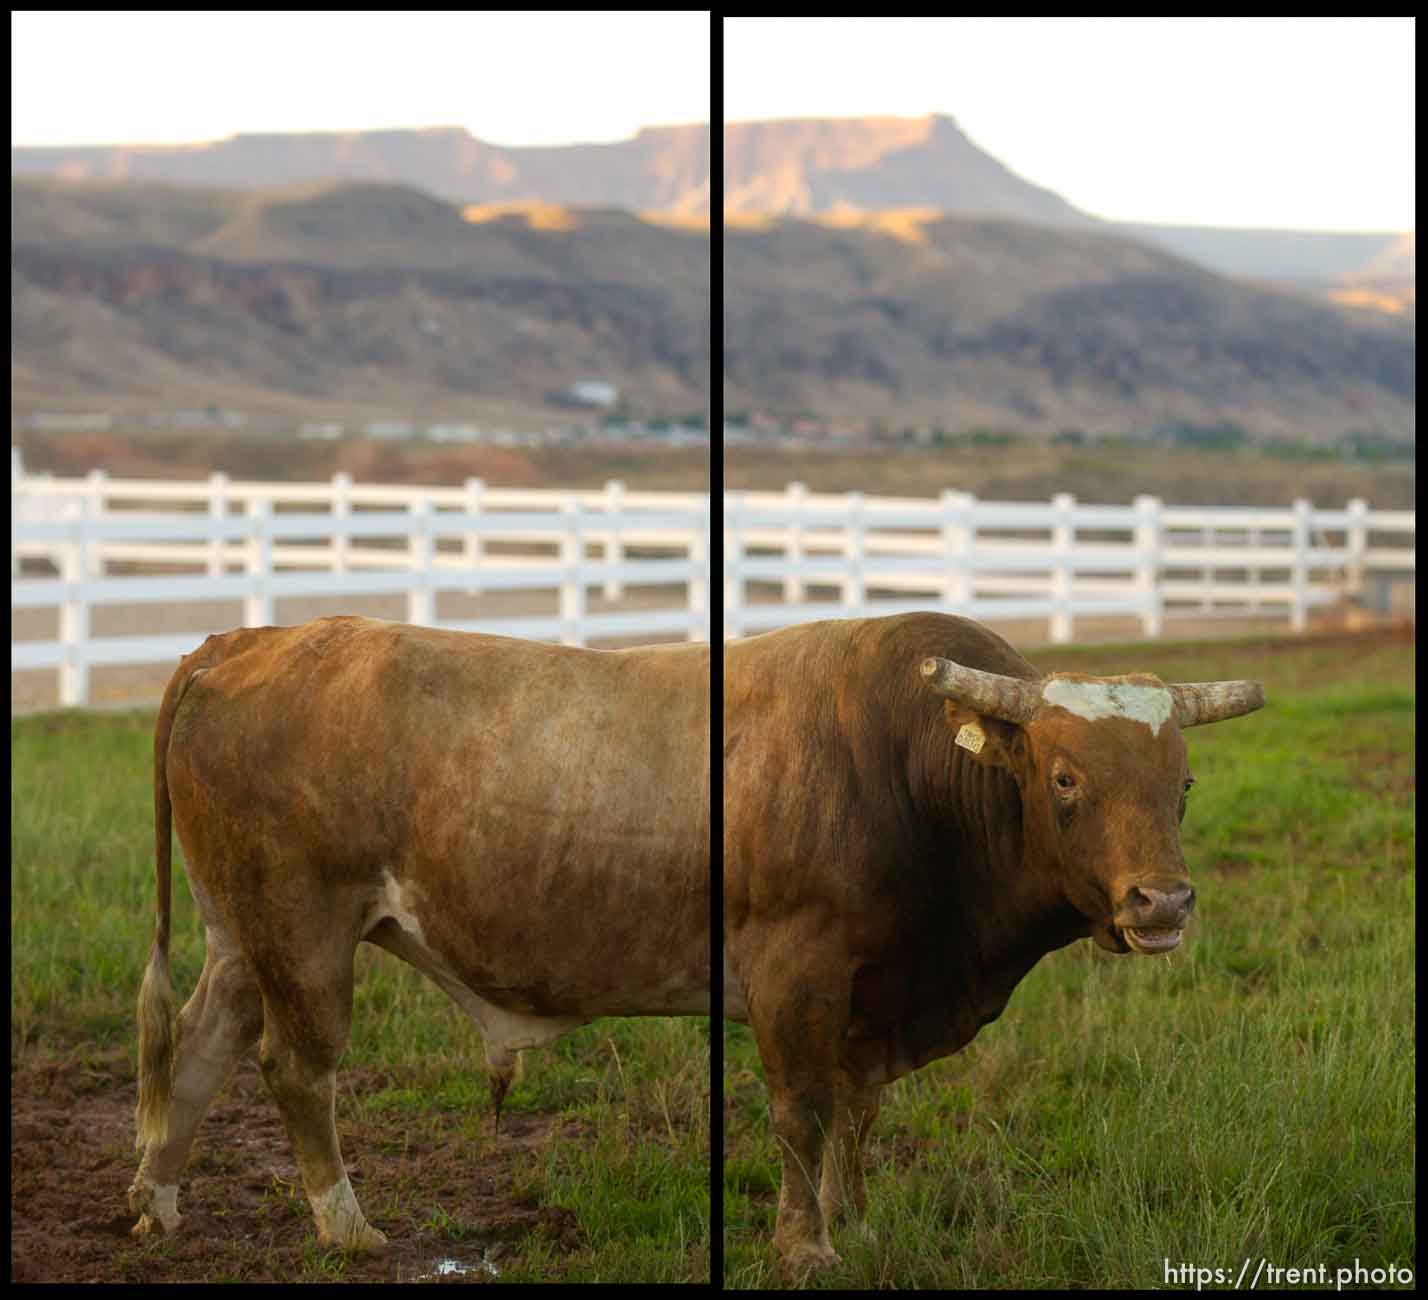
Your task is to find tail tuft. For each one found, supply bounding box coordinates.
[133,943,177,1150]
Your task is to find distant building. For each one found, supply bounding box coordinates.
[299,422,345,440]
[567,380,618,408]
[363,421,415,439]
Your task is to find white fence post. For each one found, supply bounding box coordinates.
[84,469,108,577]
[725,493,743,640]
[1345,497,1368,596]
[1134,495,1163,638]
[463,476,484,593]
[784,481,807,603]
[603,480,624,600]
[58,512,90,707]
[688,511,708,642]
[940,490,973,609]
[331,472,351,574]
[407,499,434,626]
[560,500,585,646]
[1291,498,1312,632]
[245,499,272,627]
[842,491,865,610]
[1050,492,1074,644]
[208,471,229,577]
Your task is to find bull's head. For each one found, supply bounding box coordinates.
[921,657,1264,955]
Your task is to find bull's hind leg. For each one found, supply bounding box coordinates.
[130,930,263,1238]
[254,947,387,1253]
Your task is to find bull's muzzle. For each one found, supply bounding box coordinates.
[1114,881,1195,954]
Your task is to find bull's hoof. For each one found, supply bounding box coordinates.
[128,1177,181,1237]
[777,1237,841,1280]
[130,1211,179,1240]
[321,1222,389,1255]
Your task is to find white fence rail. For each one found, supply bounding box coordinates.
[12,459,1416,708]
[724,484,1414,641]
[12,459,710,707]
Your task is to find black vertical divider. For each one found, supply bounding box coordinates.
[708,10,725,1288]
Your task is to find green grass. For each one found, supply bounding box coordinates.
[723,634,1415,1288]
[12,633,1415,1286]
[11,708,710,1283]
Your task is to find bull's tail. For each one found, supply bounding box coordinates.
[133,656,211,1152]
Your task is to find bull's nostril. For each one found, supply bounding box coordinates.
[1122,883,1195,924]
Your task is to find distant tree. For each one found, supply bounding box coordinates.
[1152,420,1248,451]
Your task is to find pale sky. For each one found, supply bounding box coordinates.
[12,15,1413,231]
[11,11,711,148]
[726,17,1414,232]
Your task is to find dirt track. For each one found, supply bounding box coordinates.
[10,1049,584,1283]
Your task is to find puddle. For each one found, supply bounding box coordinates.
[420,1253,501,1281]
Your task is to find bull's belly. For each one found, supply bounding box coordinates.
[364,869,710,1023]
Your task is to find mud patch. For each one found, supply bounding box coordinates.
[11,1048,585,1283]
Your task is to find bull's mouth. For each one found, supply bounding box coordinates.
[1122,925,1183,955]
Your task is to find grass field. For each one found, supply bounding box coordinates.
[10,707,710,1283]
[723,631,1415,1289]
[11,630,1414,1286]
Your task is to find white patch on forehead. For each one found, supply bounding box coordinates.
[1041,678,1174,736]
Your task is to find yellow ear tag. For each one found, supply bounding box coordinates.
[955,721,986,754]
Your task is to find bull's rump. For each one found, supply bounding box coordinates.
[165,617,711,1018]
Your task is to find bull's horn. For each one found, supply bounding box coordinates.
[1166,680,1266,727]
[921,658,1040,723]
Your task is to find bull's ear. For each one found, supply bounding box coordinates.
[941,699,1023,770]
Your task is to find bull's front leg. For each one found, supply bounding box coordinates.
[818,1073,883,1232]
[747,952,853,1279]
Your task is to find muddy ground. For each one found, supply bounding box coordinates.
[10,1049,584,1283]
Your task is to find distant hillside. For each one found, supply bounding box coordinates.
[1325,233,1416,319]
[723,211,1413,441]
[12,176,1411,441]
[11,178,709,425]
[12,117,1410,295]
[12,123,712,216]
[1119,222,1410,315]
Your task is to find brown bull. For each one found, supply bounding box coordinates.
[722,612,1264,1275]
[130,616,710,1251]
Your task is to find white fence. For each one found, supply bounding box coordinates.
[12,458,710,707]
[724,484,1415,641]
[11,458,1416,709]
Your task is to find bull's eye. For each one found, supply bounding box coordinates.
[1054,770,1077,793]
[1184,778,1195,794]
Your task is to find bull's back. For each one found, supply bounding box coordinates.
[164,618,710,1014]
